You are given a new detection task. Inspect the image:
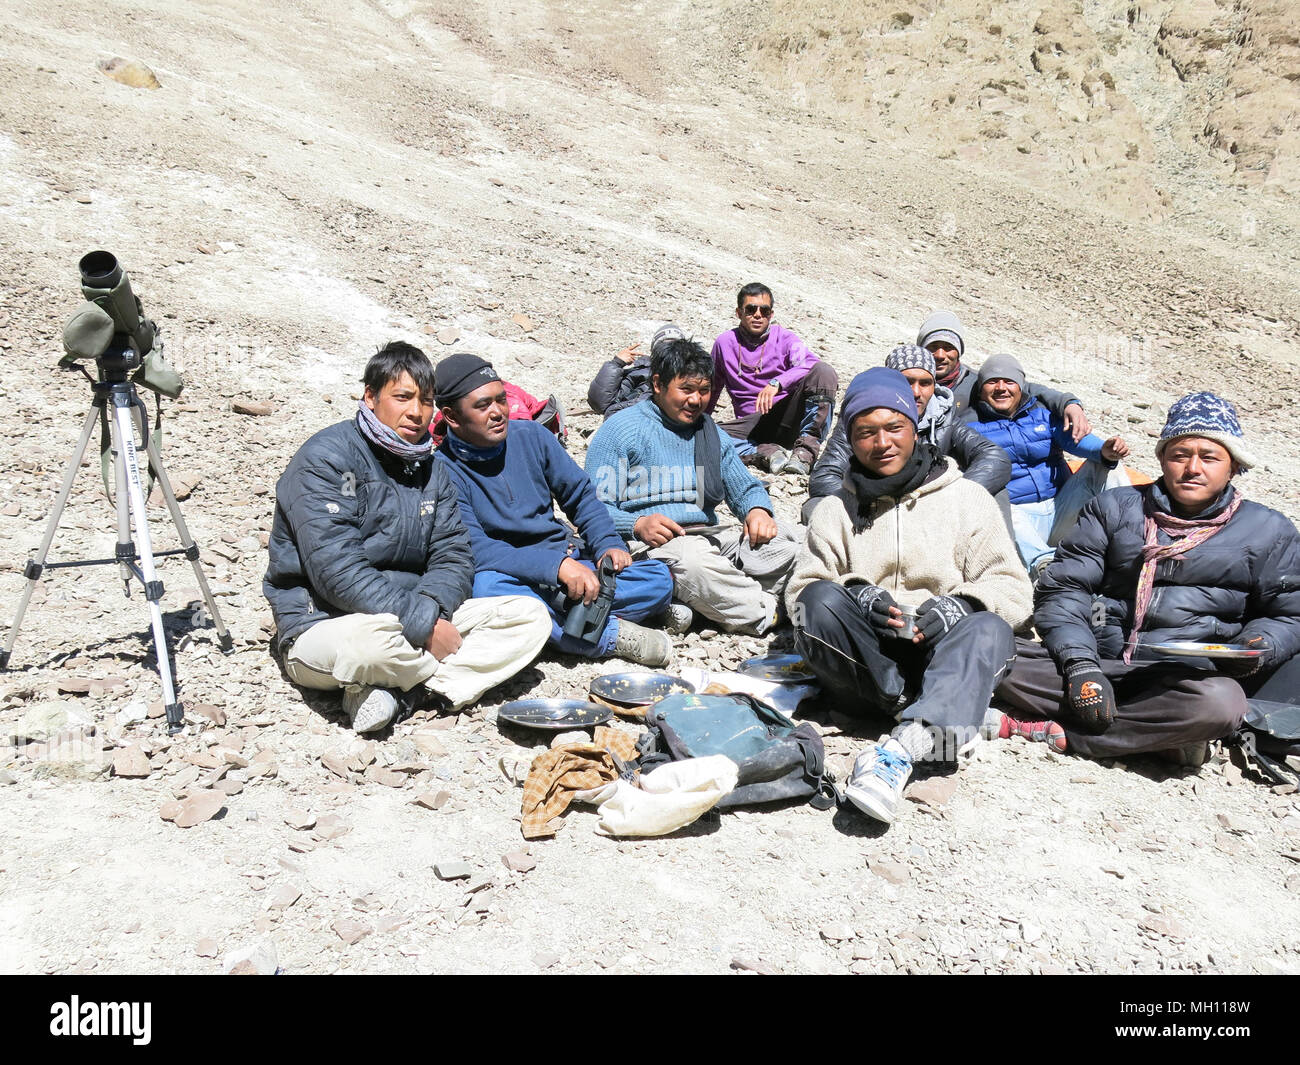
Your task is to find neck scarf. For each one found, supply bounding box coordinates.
[356,400,433,462]
[845,442,941,531]
[1123,484,1243,664]
[936,362,962,389]
[444,428,506,463]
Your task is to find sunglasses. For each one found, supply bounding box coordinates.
[742,303,773,318]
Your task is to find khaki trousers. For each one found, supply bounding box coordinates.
[641,522,800,634]
[284,595,550,710]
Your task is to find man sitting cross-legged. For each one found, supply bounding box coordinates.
[993,391,1300,766]
[433,352,676,667]
[585,337,799,635]
[789,367,1032,824]
[263,342,551,733]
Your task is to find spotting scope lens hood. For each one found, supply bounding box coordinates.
[79,249,123,289]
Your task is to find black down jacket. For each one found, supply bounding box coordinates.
[1034,482,1300,669]
[807,410,1011,504]
[263,420,474,653]
[587,356,654,418]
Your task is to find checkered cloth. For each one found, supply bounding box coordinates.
[520,726,640,839]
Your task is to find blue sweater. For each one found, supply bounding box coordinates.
[964,397,1106,504]
[583,399,774,537]
[435,419,625,587]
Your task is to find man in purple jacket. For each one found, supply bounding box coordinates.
[709,283,839,477]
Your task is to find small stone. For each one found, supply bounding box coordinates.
[502,851,536,873]
[436,327,460,345]
[195,937,219,958]
[96,56,161,89]
[222,940,278,975]
[532,951,561,968]
[283,809,316,831]
[172,790,226,828]
[820,922,854,942]
[1019,921,1043,944]
[410,731,446,758]
[905,776,957,807]
[332,918,372,945]
[267,885,302,911]
[1285,874,1300,894]
[191,703,226,727]
[434,860,472,881]
[870,860,910,885]
[112,745,152,779]
[730,956,778,975]
[1139,915,1189,939]
[313,813,350,840]
[114,703,148,728]
[365,765,406,788]
[0,770,17,785]
[1,501,20,516]
[412,790,449,810]
[511,312,535,332]
[232,399,274,417]
[321,753,351,779]
[158,800,183,822]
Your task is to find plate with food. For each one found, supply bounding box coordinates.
[1146,641,1265,660]
[737,654,817,682]
[589,672,695,708]
[497,699,613,730]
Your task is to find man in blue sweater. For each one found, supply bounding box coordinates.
[433,353,676,666]
[585,338,799,635]
[963,354,1129,577]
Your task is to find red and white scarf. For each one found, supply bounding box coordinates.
[1123,488,1243,663]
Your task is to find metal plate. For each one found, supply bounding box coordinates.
[497,699,613,730]
[737,655,817,682]
[589,672,695,707]
[1147,641,1265,660]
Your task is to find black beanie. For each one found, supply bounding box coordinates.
[434,352,501,405]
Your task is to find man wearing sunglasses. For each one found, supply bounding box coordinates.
[710,283,839,477]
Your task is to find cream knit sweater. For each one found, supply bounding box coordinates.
[787,458,1033,631]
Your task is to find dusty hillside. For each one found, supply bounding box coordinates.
[1,0,1299,976]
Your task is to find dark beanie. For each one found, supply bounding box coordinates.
[842,367,919,428]
[434,353,501,405]
[974,353,1027,393]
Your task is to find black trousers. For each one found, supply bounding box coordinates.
[994,638,1261,758]
[719,361,839,461]
[793,581,1016,737]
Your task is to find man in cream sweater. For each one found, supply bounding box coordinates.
[789,367,1032,824]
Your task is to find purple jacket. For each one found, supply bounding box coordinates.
[709,323,819,419]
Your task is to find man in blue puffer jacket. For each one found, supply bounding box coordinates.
[991,392,1300,766]
[963,354,1129,576]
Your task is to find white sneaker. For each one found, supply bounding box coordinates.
[844,738,913,824]
[342,685,398,733]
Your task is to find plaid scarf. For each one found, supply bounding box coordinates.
[1123,487,1243,663]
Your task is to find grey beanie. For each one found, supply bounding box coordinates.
[917,310,966,356]
[884,343,936,379]
[975,353,1027,393]
[651,322,687,355]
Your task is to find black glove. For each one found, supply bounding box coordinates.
[1217,634,1273,679]
[849,584,898,640]
[1064,660,1117,731]
[915,595,975,644]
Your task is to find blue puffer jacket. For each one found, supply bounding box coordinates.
[964,396,1105,504]
[263,420,474,653]
[1035,482,1300,669]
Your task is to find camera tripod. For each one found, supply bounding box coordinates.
[1,361,232,733]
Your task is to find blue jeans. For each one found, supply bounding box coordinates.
[472,558,673,658]
[1010,459,1111,570]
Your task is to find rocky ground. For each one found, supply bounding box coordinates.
[1,0,1299,975]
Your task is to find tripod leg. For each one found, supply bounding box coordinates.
[112,405,134,596]
[1,402,101,669]
[138,400,234,653]
[111,397,184,731]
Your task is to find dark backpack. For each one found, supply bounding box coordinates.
[1234,699,1300,787]
[638,692,838,810]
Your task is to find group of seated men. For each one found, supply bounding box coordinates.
[262,282,1300,830]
